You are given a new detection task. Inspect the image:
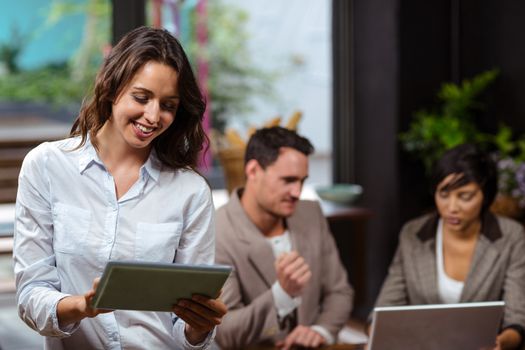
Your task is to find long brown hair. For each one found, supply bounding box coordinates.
[70,26,208,171]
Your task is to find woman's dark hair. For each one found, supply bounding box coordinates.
[245,126,314,168]
[431,143,498,211]
[70,26,207,171]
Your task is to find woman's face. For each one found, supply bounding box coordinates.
[109,60,179,151]
[435,173,484,235]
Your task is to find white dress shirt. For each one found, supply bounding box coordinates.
[267,231,334,345]
[267,231,302,317]
[13,137,216,350]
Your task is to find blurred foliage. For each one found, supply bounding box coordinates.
[0,0,110,107]
[45,0,110,82]
[492,124,525,162]
[400,65,525,206]
[184,0,277,132]
[0,25,28,74]
[0,0,274,130]
[0,63,89,105]
[399,69,499,173]
[492,125,525,206]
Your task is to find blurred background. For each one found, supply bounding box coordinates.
[2,0,525,348]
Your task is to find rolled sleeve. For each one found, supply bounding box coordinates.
[50,295,81,336]
[14,147,75,337]
[17,283,79,337]
[271,281,302,318]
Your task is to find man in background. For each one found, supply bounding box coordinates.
[215,126,353,349]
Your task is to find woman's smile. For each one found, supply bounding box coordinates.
[132,120,157,139]
[100,61,179,153]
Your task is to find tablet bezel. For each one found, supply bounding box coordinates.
[90,260,232,312]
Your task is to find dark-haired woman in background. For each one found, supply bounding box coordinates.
[13,26,226,349]
[373,143,525,349]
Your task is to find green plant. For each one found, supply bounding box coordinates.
[492,124,525,161]
[181,0,276,132]
[491,125,525,208]
[0,25,28,74]
[0,62,90,105]
[399,69,499,173]
[400,69,525,210]
[0,0,109,108]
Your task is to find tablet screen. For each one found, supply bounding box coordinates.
[91,260,232,312]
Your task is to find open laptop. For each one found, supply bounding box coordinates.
[369,301,505,350]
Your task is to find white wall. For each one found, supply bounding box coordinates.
[222,0,333,184]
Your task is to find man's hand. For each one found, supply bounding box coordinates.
[173,294,227,345]
[275,251,312,297]
[276,325,326,350]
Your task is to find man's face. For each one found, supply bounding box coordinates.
[252,147,309,218]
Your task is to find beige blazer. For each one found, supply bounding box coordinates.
[215,190,354,349]
[373,211,525,334]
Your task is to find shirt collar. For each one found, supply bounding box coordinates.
[140,149,162,183]
[78,137,162,183]
[78,137,104,174]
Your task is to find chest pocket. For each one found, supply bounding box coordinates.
[52,203,91,255]
[135,222,182,262]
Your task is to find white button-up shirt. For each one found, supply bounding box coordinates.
[266,231,334,345]
[13,137,216,350]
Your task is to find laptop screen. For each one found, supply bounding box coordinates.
[369,301,504,350]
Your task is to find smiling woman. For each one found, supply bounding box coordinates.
[372,143,525,350]
[12,26,226,350]
[95,60,180,198]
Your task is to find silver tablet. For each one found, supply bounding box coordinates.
[91,260,232,312]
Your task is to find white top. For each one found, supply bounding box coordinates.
[267,231,334,344]
[436,220,464,304]
[267,231,301,318]
[267,230,293,260]
[13,137,216,350]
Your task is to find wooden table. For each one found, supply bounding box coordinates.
[241,344,364,350]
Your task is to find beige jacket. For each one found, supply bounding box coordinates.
[373,211,525,336]
[215,190,354,349]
